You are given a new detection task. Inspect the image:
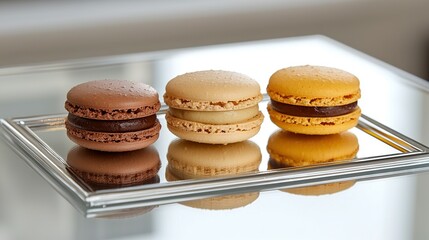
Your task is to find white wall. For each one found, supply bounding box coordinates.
[1,0,428,78]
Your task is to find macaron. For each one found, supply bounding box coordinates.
[66,145,161,187]
[165,139,261,209]
[267,65,361,135]
[267,130,359,167]
[163,70,264,144]
[65,79,161,152]
[166,139,262,179]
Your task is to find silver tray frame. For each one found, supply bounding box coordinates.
[1,104,429,218]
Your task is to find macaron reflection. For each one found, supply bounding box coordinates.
[267,130,359,167]
[92,205,158,219]
[267,130,359,195]
[166,139,261,210]
[268,159,355,196]
[66,146,161,190]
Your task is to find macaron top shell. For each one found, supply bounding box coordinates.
[66,80,161,119]
[164,70,262,111]
[267,65,360,106]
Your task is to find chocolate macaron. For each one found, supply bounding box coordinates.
[164,70,264,144]
[267,65,361,135]
[65,80,161,152]
[67,145,161,187]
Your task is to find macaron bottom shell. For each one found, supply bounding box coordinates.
[66,120,161,152]
[267,104,361,135]
[165,111,264,144]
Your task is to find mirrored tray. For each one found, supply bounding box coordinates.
[1,98,429,218]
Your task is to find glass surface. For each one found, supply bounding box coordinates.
[2,35,429,239]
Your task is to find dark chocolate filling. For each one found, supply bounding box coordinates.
[67,114,156,133]
[270,100,357,117]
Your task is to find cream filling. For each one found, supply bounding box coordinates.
[168,105,259,124]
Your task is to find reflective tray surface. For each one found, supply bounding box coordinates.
[1,98,428,218]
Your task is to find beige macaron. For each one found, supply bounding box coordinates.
[267,65,361,135]
[164,70,264,144]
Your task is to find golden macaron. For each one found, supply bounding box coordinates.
[267,65,361,135]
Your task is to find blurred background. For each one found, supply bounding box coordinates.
[2,1,429,239]
[1,0,429,79]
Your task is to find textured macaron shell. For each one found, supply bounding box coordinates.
[66,119,161,152]
[67,146,161,185]
[167,139,261,179]
[165,111,263,144]
[66,79,161,120]
[267,65,360,106]
[267,130,359,167]
[164,70,262,111]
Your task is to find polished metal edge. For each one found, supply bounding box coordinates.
[0,118,89,207]
[87,151,429,214]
